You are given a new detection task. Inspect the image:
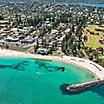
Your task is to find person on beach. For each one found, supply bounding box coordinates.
[60,54,64,58]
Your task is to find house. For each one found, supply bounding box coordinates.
[37,48,49,55]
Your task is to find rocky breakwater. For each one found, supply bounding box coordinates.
[66,78,104,93]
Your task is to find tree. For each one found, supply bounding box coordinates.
[89,54,93,60]
[96,47,103,54]
[83,35,88,41]
[93,50,99,59]
[0,16,4,20]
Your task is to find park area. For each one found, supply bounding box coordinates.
[83,25,104,48]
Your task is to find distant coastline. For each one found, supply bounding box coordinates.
[78,3,104,8]
[68,3,104,8]
[55,2,104,8]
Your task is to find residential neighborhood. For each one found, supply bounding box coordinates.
[0,2,104,66]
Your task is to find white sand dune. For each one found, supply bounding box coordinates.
[0,48,104,79]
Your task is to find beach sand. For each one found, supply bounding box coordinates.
[0,48,104,79]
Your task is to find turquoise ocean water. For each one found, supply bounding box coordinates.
[0,57,104,104]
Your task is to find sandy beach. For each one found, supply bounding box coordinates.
[0,48,104,79]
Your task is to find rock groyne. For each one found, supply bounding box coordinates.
[66,78,104,93]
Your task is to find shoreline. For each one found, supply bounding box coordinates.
[0,48,104,79]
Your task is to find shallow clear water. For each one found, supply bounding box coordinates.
[0,57,103,104]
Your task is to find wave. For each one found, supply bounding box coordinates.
[35,72,44,75]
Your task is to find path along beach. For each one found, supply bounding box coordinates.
[0,48,104,79]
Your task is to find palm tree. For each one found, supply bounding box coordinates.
[34,38,39,53]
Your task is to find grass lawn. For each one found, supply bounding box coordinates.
[9,47,30,52]
[85,35,104,48]
[99,55,104,59]
[0,20,9,27]
[0,20,9,22]
[83,25,104,48]
[1,46,32,52]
